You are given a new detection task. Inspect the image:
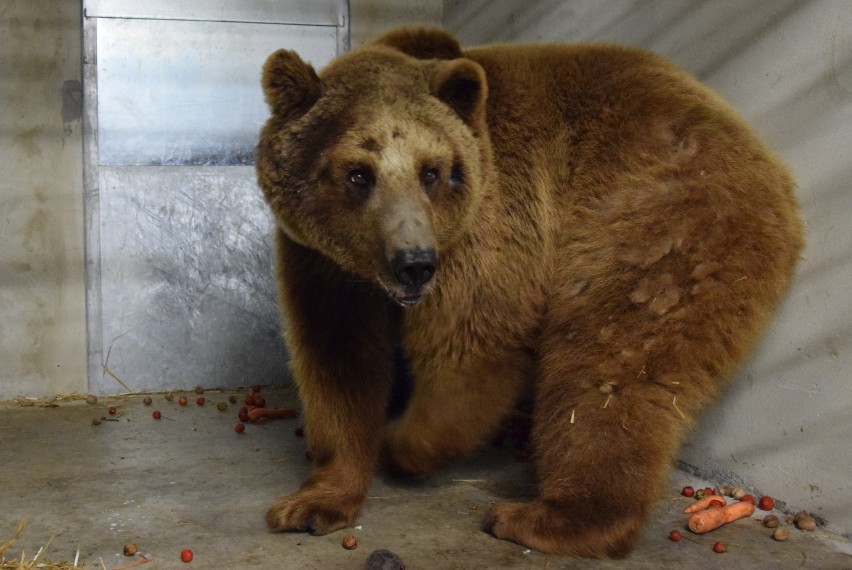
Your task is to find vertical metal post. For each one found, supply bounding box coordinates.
[82,14,104,392]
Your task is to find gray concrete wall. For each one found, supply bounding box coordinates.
[351,0,442,46]
[0,0,88,399]
[445,0,852,538]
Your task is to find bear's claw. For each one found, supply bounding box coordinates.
[266,489,361,535]
[484,500,641,559]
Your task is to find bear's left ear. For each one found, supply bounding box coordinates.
[430,59,488,130]
[372,27,462,60]
[261,49,321,121]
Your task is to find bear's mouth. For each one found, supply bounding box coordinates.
[392,290,424,307]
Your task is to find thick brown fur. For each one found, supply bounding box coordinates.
[255,28,803,558]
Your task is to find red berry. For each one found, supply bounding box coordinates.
[668,530,682,542]
[712,541,727,553]
[709,499,725,508]
[740,494,757,505]
[244,394,256,406]
[180,548,193,563]
[196,397,205,406]
[234,422,245,433]
[252,385,261,393]
[758,495,775,511]
[704,487,715,496]
[178,396,188,406]
[238,406,250,423]
[108,406,117,415]
[152,410,161,419]
[254,396,266,408]
[681,486,695,497]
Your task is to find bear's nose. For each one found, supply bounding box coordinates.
[391,248,437,289]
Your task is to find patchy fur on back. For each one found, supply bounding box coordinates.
[255,27,803,558]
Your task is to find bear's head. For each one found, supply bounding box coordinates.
[256,28,491,306]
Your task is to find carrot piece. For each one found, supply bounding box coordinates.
[247,407,299,422]
[688,501,755,533]
[684,494,728,514]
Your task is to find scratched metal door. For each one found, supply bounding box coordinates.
[83,1,348,394]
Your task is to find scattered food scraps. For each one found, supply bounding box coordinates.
[247,407,298,422]
[688,500,754,533]
[795,513,817,531]
[668,530,682,542]
[773,527,790,541]
[123,543,138,556]
[341,534,358,550]
[684,495,727,514]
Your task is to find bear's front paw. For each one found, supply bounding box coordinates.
[266,487,363,535]
[484,500,642,558]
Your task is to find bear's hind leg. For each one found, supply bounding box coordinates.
[485,260,785,556]
[485,366,693,557]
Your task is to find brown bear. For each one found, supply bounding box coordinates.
[255,27,803,558]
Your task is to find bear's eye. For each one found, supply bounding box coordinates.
[347,168,373,189]
[421,167,440,188]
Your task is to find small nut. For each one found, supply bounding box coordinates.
[164,391,174,401]
[796,515,817,531]
[763,514,780,528]
[731,487,748,499]
[341,534,357,550]
[91,416,102,426]
[194,385,205,394]
[142,396,153,406]
[123,543,138,556]
[86,394,98,405]
[786,515,795,525]
[216,402,228,412]
[773,527,790,541]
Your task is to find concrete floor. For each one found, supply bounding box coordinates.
[1,387,850,570]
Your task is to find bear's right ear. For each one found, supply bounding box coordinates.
[372,27,462,60]
[431,58,488,130]
[261,49,321,121]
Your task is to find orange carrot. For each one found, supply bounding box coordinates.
[247,407,299,422]
[684,495,728,514]
[688,501,755,533]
